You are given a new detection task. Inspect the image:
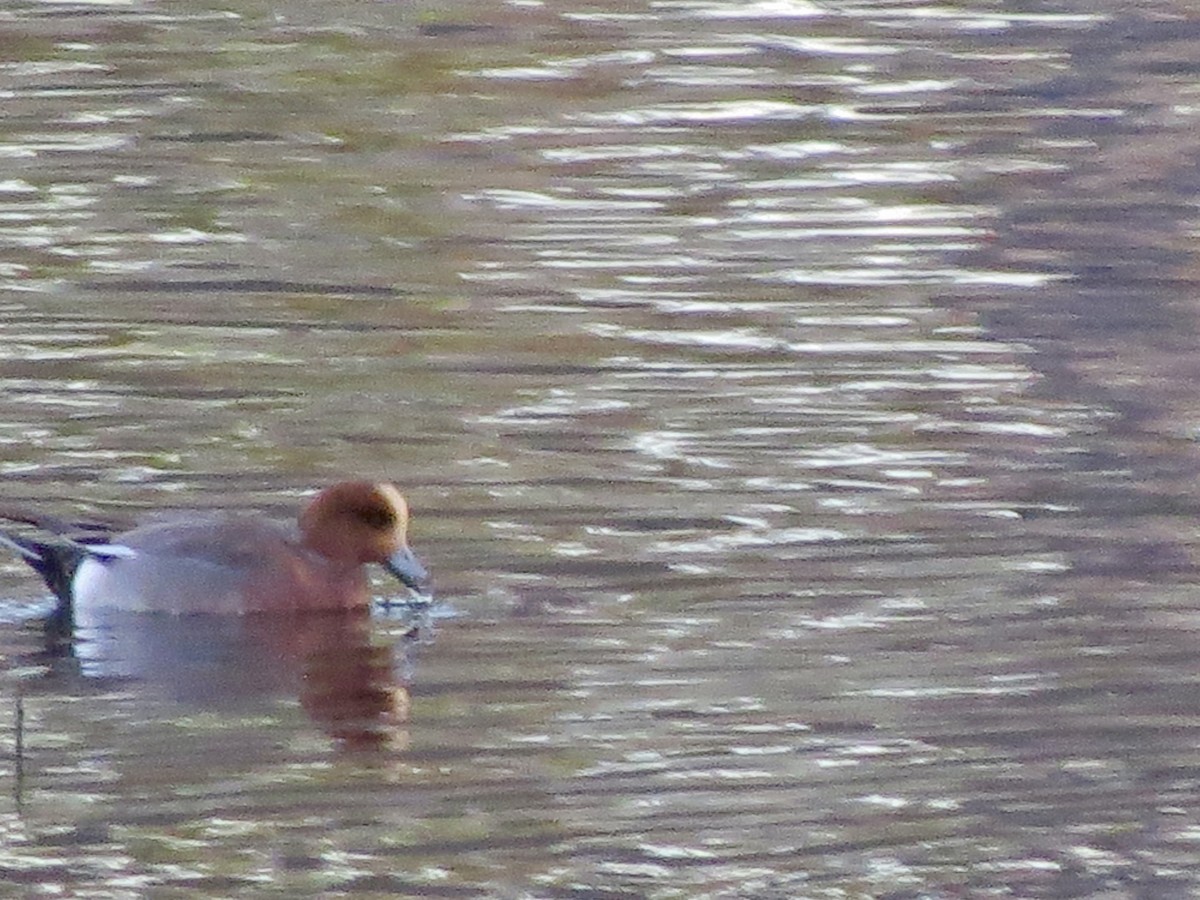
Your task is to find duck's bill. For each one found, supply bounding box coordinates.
[386,545,431,594]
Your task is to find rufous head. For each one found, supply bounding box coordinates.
[299,481,429,591]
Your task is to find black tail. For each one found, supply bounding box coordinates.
[0,531,84,608]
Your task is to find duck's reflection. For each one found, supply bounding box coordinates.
[53,605,431,750]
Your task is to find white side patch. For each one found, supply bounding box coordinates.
[71,556,132,609]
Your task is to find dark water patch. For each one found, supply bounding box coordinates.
[79,278,409,296]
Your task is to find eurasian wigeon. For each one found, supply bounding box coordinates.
[0,481,430,616]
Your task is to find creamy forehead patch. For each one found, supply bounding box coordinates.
[376,482,410,522]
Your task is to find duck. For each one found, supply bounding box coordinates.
[0,480,430,616]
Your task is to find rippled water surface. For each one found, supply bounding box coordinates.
[3,0,1200,896]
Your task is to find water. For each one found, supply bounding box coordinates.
[1,0,1199,896]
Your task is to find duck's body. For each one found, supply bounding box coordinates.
[2,481,430,616]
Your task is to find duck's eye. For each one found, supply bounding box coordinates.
[355,507,396,530]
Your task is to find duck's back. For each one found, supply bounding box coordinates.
[72,515,365,614]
